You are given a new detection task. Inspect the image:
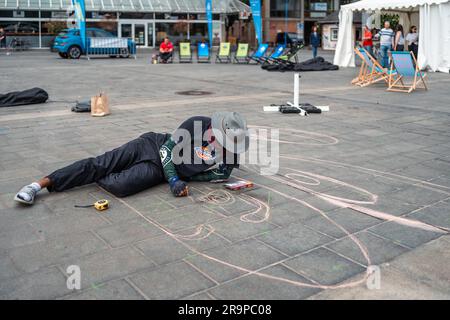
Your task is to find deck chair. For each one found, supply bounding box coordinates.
[233,43,249,64]
[259,44,287,64]
[353,47,395,87]
[215,42,231,63]
[197,43,211,63]
[247,43,269,64]
[179,42,192,63]
[388,51,427,93]
[270,43,304,65]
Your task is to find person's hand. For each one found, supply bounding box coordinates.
[169,177,188,197]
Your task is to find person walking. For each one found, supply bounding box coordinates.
[393,24,405,51]
[376,21,394,68]
[362,25,374,57]
[0,28,6,49]
[406,25,419,58]
[310,26,320,59]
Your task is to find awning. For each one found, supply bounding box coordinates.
[0,0,251,13]
[341,0,449,11]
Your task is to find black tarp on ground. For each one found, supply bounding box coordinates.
[264,57,339,72]
[0,88,48,107]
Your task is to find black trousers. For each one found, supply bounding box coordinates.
[159,52,172,62]
[47,132,169,197]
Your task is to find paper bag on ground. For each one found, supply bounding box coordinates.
[91,93,110,117]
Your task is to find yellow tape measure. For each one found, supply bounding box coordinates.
[94,199,109,211]
[74,199,109,211]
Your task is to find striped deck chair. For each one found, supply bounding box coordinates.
[233,43,249,64]
[247,43,269,64]
[215,42,231,63]
[197,43,211,63]
[179,42,192,63]
[259,44,287,64]
[353,47,396,87]
[270,43,304,65]
[388,51,427,93]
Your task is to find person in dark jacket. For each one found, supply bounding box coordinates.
[310,26,321,58]
[14,112,249,205]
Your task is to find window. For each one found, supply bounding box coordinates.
[270,0,301,18]
[331,28,338,41]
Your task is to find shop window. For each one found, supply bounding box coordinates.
[0,21,40,47]
[189,23,208,44]
[41,20,67,47]
[155,21,188,45]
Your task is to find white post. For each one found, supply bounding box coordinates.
[294,73,300,107]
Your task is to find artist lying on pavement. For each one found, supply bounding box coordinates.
[14,112,249,205]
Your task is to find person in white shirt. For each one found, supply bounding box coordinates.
[393,24,405,51]
[376,21,395,68]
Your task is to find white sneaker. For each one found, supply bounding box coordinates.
[14,185,38,205]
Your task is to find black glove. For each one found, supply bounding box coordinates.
[169,177,188,197]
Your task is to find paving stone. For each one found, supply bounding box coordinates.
[0,254,22,282]
[65,280,145,300]
[95,217,163,248]
[0,267,71,300]
[390,185,449,206]
[130,261,215,299]
[302,207,382,239]
[9,231,108,273]
[29,210,110,238]
[209,216,279,243]
[210,264,320,300]
[368,222,442,249]
[284,247,366,286]
[326,231,409,266]
[256,221,334,256]
[61,246,154,289]
[0,223,43,250]
[408,201,450,230]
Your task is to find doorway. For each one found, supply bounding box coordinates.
[119,21,155,47]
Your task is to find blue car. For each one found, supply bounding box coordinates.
[53,27,136,59]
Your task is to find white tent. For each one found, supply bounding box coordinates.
[333,0,450,72]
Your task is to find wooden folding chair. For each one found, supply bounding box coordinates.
[353,47,395,87]
[388,51,428,93]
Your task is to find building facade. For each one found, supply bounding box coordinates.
[0,0,250,48]
[262,0,357,45]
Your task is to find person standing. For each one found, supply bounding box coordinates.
[376,21,394,68]
[310,26,320,59]
[362,25,374,57]
[0,28,6,49]
[393,24,405,51]
[406,25,419,58]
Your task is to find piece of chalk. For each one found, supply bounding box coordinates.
[263,106,280,112]
[316,106,330,112]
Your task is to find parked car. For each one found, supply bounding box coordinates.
[287,33,305,47]
[53,28,136,59]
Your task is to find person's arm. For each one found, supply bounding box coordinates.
[188,164,234,182]
[159,138,188,197]
[394,31,400,50]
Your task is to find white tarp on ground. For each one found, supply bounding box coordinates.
[333,0,450,72]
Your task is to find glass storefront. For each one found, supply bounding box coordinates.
[0,12,222,48]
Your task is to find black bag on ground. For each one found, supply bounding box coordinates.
[0,87,48,107]
[71,100,91,113]
[293,56,339,72]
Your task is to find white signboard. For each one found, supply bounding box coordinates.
[90,38,128,48]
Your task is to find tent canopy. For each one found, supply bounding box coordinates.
[341,0,449,11]
[333,0,450,72]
